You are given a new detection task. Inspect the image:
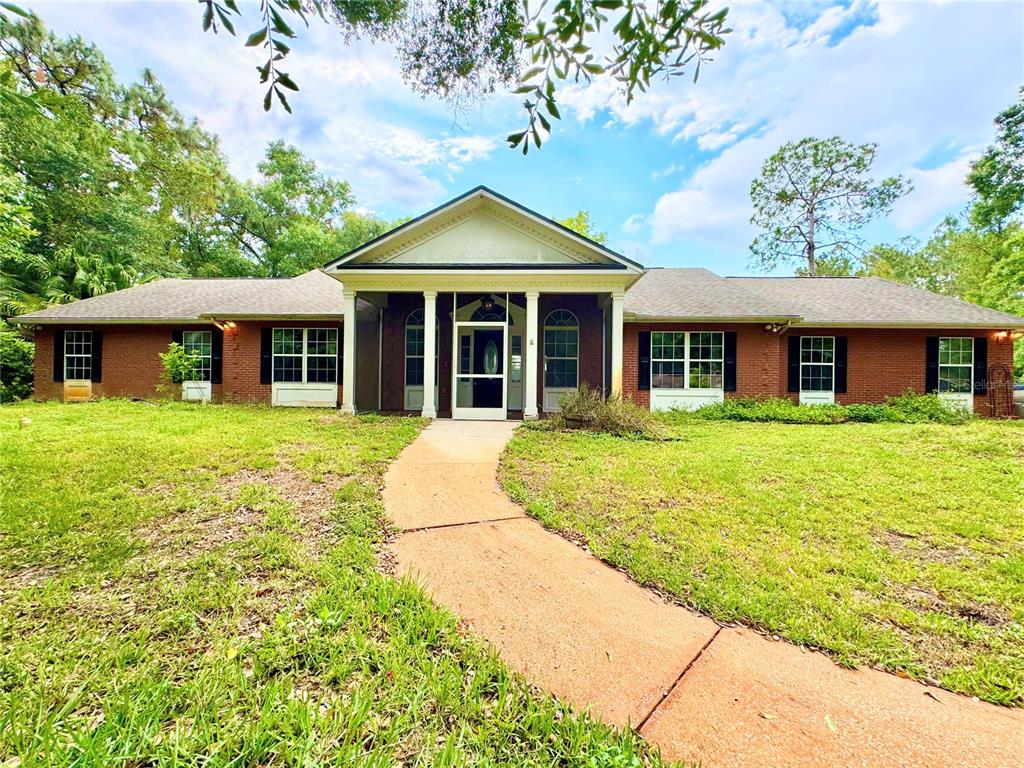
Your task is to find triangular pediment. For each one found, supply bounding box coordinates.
[326,187,641,272]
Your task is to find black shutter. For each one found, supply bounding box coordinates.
[637,331,651,391]
[211,328,224,385]
[834,336,848,394]
[336,324,343,384]
[90,330,102,383]
[925,337,939,393]
[171,329,183,346]
[53,329,65,382]
[260,328,273,385]
[973,337,987,395]
[723,331,737,392]
[787,336,800,392]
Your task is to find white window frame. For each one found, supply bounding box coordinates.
[64,330,93,381]
[542,309,579,412]
[182,330,212,383]
[648,331,725,412]
[799,336,835,405]
[272,327,338,385]
[404,309,438,411]
[938,337,974,411]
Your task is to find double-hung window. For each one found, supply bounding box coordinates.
[800,336,834,392]
[272,328,337,384]
[938,337,973,393]
[64,330,93,380]
[543,310,579,388]
[182,330,212,382]
[651,331,724,389]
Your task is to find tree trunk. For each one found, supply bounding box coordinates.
[806,207,816,276]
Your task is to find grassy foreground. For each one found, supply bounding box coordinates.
[0,400,664,767]
[500,418,1024,706]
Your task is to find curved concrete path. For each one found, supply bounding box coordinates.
[386,420,1024,768]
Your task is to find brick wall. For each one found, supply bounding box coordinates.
[31,321,343,405]
[536,293,604,413]
[622,323,1015,416]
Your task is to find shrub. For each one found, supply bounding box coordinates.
[0,329,34,403]
[557,385,664,438]
[159,342,201,385]
[690,392,971,425]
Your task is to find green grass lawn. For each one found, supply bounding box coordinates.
[0,400,664,767]
[500,417,1024,706]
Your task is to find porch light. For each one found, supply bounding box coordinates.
[480,294,496,313]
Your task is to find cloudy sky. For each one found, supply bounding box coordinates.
[23,0,1024,274]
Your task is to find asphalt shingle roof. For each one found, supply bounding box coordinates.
[11,270,345,324]
[624,268,798,320]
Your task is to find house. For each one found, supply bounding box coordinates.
[12,186,1024,418]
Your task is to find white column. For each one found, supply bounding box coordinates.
[341,288,357,415]
[610,292,624,398]
[421,290,437,418]
[524,291,539,420]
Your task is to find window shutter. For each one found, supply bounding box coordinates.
[834,336,848,394]
[260,328,273,385]
[171,329,183,346]
[211,327,224,385]
[336,325,344,384]
[90,330,103,383]
[53,330,65,382]
[637,331,651,391]
[973,337,987,395]
[787,336,800,392]
[925,337,939,393]
[723,331,737,392]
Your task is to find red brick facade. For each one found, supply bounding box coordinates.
[27,317,1016,417]
[622,323,1016,417]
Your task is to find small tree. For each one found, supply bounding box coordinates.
[557,210,607,244]
[749,137,911,276]
[968,86,1024,231]
[159,342,201,386]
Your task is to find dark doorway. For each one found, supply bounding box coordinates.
[472,328,503,408]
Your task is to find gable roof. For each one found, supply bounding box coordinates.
[726,276,1024,328]
[10,270,345,325]
[324,185,644,272]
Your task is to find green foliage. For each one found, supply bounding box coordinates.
[968,86,1024,231]
[557,210,607,244]
[159,342,201,385]
[195,0,730,153]
[749,137,911,276]
[557,385,664,438]
[686,393,971,425]
[0,327,33,401]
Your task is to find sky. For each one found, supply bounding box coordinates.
[20,0,1024,275]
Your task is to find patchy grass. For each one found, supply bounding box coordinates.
[500,418,1024,706]
[0,400,666,767]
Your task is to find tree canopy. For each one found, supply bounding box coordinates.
[748,137,911,276]
[967,86,1024,232]
[557,210,607,244]
[196,0,731,153]
[0,15,398,317]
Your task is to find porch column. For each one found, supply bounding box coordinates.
[610,291,624,397]
[524,291,539,420]
[341,288,357,415]
[421,290,437,418]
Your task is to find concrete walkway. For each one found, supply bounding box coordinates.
[386,420,1024,768]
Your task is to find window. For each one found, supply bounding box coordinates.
[510,335,522,384]
[405,309,438,387]
[272,328,337,384]
[65,330,92,380]
[183,330,212,382]
[800,336,834,392]
[938,337,973,393]
[544,310,578,388]
[651,331,724,389]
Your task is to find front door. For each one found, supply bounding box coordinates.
[452,322,507,420]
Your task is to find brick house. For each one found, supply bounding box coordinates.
[12,186,1024,417]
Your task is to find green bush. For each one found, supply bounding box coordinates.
[557,385,664,438]
[688,392,971,425]
[0,329,34,403]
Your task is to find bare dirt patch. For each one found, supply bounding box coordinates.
[878,530,975,565]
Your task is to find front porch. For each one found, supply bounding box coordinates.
[341,290,621,419]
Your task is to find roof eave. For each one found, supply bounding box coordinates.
[792,321,1024,330]
[9,316,212,326]
[624,313,802,324]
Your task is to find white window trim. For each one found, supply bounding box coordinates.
[182,330,212,383]
[938,336,974,394]
[272,327,338,385]
[650,331,724,391]
[64,330,93,381]
[543,310,579,390]
[799,336,836,393]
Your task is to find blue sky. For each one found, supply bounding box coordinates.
[23,0,1024,274]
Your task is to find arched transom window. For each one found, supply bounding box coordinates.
[543,309,578,388]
